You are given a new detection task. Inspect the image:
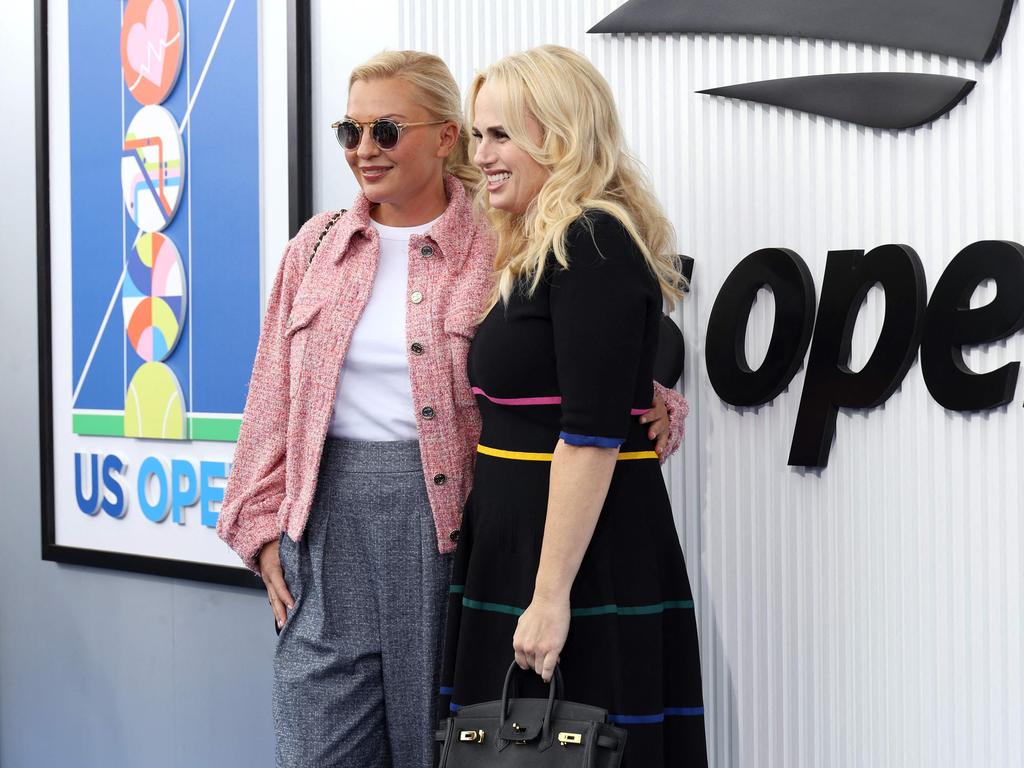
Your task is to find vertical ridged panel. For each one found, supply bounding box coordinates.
[399,3,1024,766]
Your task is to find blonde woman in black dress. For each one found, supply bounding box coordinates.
[439,45,708,766]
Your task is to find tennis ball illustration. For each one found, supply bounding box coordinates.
[124,361,186,439]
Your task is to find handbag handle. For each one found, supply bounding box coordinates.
[498,661,564,743]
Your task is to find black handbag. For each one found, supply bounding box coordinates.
[435,662,627,767]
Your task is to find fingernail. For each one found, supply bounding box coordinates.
[277,619,283,628]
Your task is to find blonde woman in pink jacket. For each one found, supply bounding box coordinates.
[216,50,686,768]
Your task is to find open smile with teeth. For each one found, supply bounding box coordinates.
[487,171,512,188]
[361,167,391,179]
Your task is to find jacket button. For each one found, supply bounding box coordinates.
[410,291,424,304]
[411,342,424,355]
[433,473,447,486]
[420,245,434,258]
[449,529,460,542]
[421,406,435,420]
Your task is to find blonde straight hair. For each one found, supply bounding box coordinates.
[349,50,482,194]
[469,45,684,310]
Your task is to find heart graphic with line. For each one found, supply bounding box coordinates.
[126,0,169,88]
[120,0,184,106]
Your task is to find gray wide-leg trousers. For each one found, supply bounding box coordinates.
[273,439,452,768]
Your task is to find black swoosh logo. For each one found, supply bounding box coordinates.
[699,73,976,130]
[590,0,1015,129]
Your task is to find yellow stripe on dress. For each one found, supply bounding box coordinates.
[476,444,658,462]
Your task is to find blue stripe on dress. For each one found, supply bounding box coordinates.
[559,431,626,448]
[608,707,705,724]
[664,707,706,716]
[446,700,704,720]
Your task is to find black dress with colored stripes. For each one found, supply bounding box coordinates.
[439,213,708,766]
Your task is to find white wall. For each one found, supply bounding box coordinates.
[401,2,1024,767]
[311,0,401,212]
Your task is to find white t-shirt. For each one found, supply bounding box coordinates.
[327,214,442,440]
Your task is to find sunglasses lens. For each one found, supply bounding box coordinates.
[371,120,401,150]
[337,121,361,150]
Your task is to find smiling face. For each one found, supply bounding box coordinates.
[471,81,549,216]
[344,77,456,226]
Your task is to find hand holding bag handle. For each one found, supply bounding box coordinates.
[497,662,564,747]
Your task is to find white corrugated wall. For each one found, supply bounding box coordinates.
[396,2,1024,766]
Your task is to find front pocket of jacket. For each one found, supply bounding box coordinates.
[286,302,322,400]
[443,312,478,409]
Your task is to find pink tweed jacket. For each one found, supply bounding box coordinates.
[217,174,688,572]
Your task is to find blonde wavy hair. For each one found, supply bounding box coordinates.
[469,45,683,310]
[350,50,482,193]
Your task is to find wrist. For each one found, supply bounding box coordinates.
[258,538,279,564]
[532,579,571,606]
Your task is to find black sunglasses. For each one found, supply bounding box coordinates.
[331,118,448,151]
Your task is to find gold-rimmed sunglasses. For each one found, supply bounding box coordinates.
[331,118,448,151]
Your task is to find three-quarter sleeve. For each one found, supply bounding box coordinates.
[549,214,654,448]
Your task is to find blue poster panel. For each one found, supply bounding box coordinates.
[69,0,259,442]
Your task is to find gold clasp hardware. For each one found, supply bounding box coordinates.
[459,729,485,743]
[558,732,583,747]
[508,722,531,744]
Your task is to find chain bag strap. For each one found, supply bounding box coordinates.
[308,210,344,267]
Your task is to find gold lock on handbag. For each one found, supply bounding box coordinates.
[434,662,627,767]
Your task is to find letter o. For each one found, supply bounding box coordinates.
[706,248,817,406]
[137,456,170,523]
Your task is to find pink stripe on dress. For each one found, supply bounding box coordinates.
[472,387,651,415]
[471,387,560,406]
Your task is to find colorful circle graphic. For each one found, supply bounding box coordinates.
[120,0,184,106]
[124,362,186,440]
[122,232,187,361]
[121,104,185,232]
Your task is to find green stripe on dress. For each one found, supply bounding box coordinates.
[455,591,694,617]
[571,600,695,616]
[461,597,525,616]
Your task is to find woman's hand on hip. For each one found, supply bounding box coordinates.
[640,391,670,458]
[259,539,295,630]
[513,594,570,683]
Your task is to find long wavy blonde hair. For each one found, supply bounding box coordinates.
[469,45,683,310]
[350,50,482,194]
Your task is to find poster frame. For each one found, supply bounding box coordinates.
[35,0,313,588]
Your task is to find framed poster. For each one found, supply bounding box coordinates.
[37,0,312,586]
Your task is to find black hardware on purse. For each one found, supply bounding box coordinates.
[436,662,627,767]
